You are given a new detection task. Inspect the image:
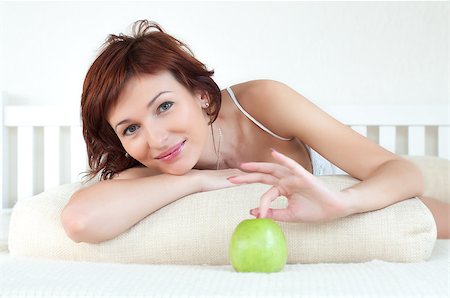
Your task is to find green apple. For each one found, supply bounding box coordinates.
[229,218,288,273]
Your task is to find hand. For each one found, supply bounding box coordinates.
[227,149,351,223]
[187,168,245,192]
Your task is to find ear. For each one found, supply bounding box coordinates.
[194,89,211,108]
[194,89,213,123]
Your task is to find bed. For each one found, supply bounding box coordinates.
[0,98,448,297]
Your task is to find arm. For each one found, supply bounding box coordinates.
[61,168,240,243]
[340,157,423,214]
[229,80,424,221]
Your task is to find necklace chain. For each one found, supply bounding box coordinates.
[215,126,222,170]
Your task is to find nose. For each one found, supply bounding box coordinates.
[143,124,168,149]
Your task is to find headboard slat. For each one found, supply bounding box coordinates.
[33,127,44,195]
[425,126,438,157]
[366,126,379,145]
[5,128,17,208]
[379,126,396,154]
[70,125,87,181]
[408,126,426,156]
[438,127,449,159]
[43,126,61,190]
[17,126,34,201]
[60,127,72,185]
[395,126,408,156]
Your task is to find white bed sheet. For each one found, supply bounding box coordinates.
[0,240,449,298]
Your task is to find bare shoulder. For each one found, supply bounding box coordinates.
[229,79,308,138]
[113,166,162,180]
[231,79,293,99]
[230,79,308,115]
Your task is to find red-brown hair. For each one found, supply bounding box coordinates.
[81,20,221,180]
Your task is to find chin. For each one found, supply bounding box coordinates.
[164,168,190,176]
[161,159,197,176]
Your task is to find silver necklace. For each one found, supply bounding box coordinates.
[212,124,222,170]
[216,126,222,170]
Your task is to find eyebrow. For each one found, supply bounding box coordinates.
[114,90,172,131]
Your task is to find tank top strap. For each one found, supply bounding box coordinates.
[226,87,294,141]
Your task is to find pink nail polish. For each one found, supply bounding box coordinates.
[270,148,279,154]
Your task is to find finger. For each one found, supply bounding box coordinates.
[227,173,278,185]
[259,186,280,218]
[271,149,310,175]
[250,207,297,222]
[267,208,298,222]
[240,162,290,179]
[250,207,265,218]
[249,208,260,218]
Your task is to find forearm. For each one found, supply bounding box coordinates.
[61,173,200,243]
[342,158,424,215]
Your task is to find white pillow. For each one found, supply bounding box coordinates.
[8,175,436,264]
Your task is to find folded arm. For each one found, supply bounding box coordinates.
[61,167,241,243]
[228,80,424,222]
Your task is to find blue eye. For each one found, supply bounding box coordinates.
[158,101,173,113]
[123,124,139,136]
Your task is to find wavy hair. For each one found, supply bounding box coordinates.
[81,20,221,180]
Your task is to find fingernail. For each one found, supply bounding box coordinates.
[227,176,236,180]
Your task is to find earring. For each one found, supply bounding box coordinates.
[125,152,130,158]
[204,102,210,108]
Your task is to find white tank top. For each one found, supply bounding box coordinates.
[226,87,346,176]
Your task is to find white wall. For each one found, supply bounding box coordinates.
[0,1,448,107]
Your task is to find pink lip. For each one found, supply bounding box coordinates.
[155,140,186,161]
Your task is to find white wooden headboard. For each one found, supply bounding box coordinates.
[0,98,449,242]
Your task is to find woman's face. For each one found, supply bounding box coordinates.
[107,71,211,175]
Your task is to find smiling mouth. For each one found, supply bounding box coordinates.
[155,140,186,160]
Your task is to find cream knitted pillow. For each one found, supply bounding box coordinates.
[406,156,449,203]
[8,174,437,264]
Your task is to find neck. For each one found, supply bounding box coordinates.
[194,121,225,170]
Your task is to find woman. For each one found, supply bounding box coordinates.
[61,20,449,243]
